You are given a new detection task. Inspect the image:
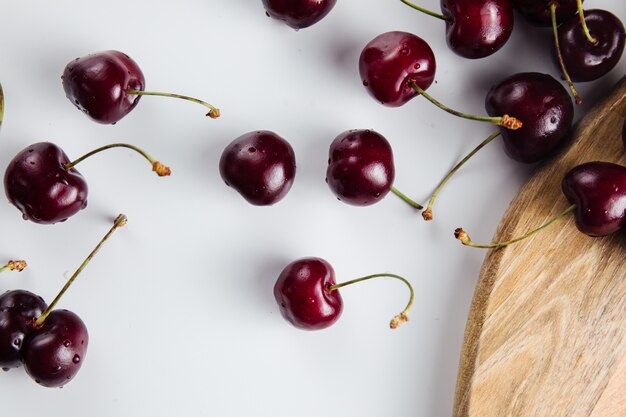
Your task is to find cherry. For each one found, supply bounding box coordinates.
[400,0,514,59]
[4,142,169,224]
[62,50,219,125]
[262,0,337,29]
[512,0,579,26]
[274,257,414,330]
[485,72,574,163]
[219,131,296,205]
[456,162,626,248]
[359,31,436,107]
[555,9,625,82]
[0,290,46,370]
[326,129,423,209]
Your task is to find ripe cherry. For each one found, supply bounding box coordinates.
[220,131,296,205]
[261,0,337,29]
[456,162,626,248]
[4,142,169,224]
[62,50,219,124]
[326,129,422,209]
[274,257,414,330]
[512,0,579,26]
[400,0,514,59]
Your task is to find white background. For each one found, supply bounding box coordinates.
[0,1,624,416]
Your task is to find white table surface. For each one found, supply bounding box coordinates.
[0,1,624,416]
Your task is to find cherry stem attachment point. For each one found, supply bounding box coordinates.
[126,89,220,119]
[455,204,576,249]
[423,130,501,221]
[400,0,447,21]
[34,214,127,327]
[64,143,171,177]
[576,0,598,44]
[328,273,414,329]
[0,260,27,273]
[409,82,522,130]
[551,2,583,105]
[391,186,424,210]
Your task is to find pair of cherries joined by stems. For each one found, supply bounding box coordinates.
[0,215,126,387]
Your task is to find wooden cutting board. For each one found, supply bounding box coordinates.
[453,76,626,417]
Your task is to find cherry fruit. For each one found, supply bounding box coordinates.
[359,31,436,107]
[4,142,169,224]
[220,131,296,205]
[262,0,337,29]
[63,50,219,124]
[274,257,414,330]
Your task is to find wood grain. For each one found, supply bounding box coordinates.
[453,77,626,417]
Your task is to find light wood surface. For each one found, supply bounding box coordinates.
[453,77,626,417]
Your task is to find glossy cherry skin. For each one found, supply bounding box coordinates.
[359,31,436,107]
[0,290,47,370]
[62,50,145,124]
[274,257,342,330]
[262,0,337,29]
[556,9,625,82]
[22,309,88,388]
[562,162,626,236]
[219,131,296,205]
[485,72,574,163]
[441,0,514,59]
[512,0,579,26]
[326,129,394,206]
[4,142,88,224]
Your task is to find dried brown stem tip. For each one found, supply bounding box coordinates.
[422,208,433,221]
[114,214,128,227]
[499,114,523,130]
[152,161,172,176]
[8,260,27,272]
[207,108,221,119]
[390,312,409,329]
[454,228,471,245]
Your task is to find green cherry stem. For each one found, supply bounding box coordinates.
[34,214,127,327]
[400,0,447,20]
[0,260,27,273]
[551,2,583,105]
[64,143,171,177]
[408,82,523,130]
[0,82,4,130]
[423,130,501,221]
[576,0,598,45]
[328,273,414,329]
[391,186,424,210]
[126,89,220,119]
[455,204,576,249]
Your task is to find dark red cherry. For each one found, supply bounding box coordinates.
[485,72,574,163]
[274,257,342,330]
[512,0,579,26]
[359,31,436,107]
[262,0,337,29]
[326,129,394,206]
[220,131,296,205]
[0,290,47,370]
[555,9,625,82]
[22,309,88,388]
[4,142,88,224]
[562,161,626,236]
[441,0,514,58]
[62,50,144,125]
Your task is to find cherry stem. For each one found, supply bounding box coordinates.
[64,143,171,177]
[126,89,220,119]
[576,0,597,44]
[34,214,127,327]
[391,186,424,210]
[423,130,501,221]
[550,2,583,105]
[0,82,4,130]
[328,273,414,329]
[455,204,576,249]
[0,260,27,273]
[408,82,522,130]
[400,0,447,21]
